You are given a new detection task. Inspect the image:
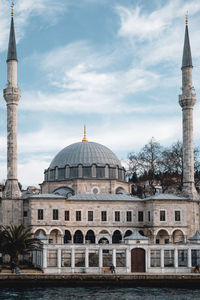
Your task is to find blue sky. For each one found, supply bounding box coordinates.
[1,0,200,187]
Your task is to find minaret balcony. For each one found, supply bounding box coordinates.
[3,87,21,104]
[179,94,196,109]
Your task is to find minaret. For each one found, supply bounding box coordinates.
[179,15,198,200]
[3,4,21,199]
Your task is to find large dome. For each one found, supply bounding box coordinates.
[50,142,121,169]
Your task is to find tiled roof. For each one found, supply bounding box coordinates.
[124,230,149,240]
[50,142,121,168]
[189,231,200,241]
[145,194,188,201]
[68,193,141,201]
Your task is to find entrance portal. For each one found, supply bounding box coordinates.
[131,248,145,272]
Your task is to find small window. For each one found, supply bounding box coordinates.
[138,211,143,222]
[160,210,166,221]
[53,209,59,220]
[101,211,107,221]
[148,211,151,222]
[88,211,93,221]
[76,211,81,221]
[23,211,28,217]
[126,211,132,222]
[175,210,181,221]
[38,209,43,220]
[115,211,120,222]
[65,210,70,221]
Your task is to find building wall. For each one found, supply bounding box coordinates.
[40,179,130,195]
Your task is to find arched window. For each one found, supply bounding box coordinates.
[99,237,109,244]
[85,230,95,244]
[74,230,83,244]
[64,230,71,244]
[124,230,132,238]
[112,230,122,244]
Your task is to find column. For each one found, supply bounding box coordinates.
[169,235,172,243]
[85,248,89,268]
[161,249,164,270]
[153,235,156,244]
[184,235,187,244]
[126,248,130,273]
[57,248,61,273]
[188,248,192,268]
[99,248,103,269]
[112,248,116,267]
[174,248,178,269]
[43,247,47,269]
[147,248,151,270]
[71,248,75,273]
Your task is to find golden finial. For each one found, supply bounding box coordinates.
[11,2,14,18]
[186,11,188,25]
[82,125,88,142]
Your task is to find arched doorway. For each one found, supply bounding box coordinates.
[172,230,184,243]
[156,229,169,244]
[99,237,109,244]
[64,230,72,244]
[131,248,145,272]
[112,230,122,243]
[73,230,83,244]
[124,230,132,238]
[85,230,95,244]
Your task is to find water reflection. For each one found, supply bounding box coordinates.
[0,286,199,300]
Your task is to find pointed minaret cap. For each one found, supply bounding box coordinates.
[82,125,88,142]
[182,13,192,69]
[7,2,18,62]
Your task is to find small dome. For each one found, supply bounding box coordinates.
[49,142,121,169]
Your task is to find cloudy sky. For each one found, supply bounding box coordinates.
[0,0,200,187]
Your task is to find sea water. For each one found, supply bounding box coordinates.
[0,286,199,300]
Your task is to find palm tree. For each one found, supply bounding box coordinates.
[2,224,40,266]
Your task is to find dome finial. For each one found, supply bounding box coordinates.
[11,2,14,18]
[186,11,188,26]
[82,125,88,142]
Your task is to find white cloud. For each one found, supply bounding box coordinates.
[0,0,68,52]
[116,0,200,67]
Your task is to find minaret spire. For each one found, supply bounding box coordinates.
[3,4,21,199]
[182,13,192,69]
[7,2,17,63]
[179,16,198,200]
[82,125,88,142]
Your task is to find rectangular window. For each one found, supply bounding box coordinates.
[150,250,161,267]
[88,211,93,221]
[148,211,151,222]
[192,250,200,267]
[65,210,70,221]
[164,250,174,267]
[101,211,107,222]
[126,211,132,222]
[160,210,166,221]
[175,210,181,221]
[178,250,188,267]
[53,209,59,220]
[138,211,143,222]
[115,211,120,222]
[76,211,81,221]
[23,211,28,217]
[38,209,43,220]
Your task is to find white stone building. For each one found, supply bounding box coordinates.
[1,11,200,274]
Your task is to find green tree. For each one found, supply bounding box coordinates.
[2,224,40,265]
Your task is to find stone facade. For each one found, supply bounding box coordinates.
[41,178,130,195]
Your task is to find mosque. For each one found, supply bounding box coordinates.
[1,8,200,274]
